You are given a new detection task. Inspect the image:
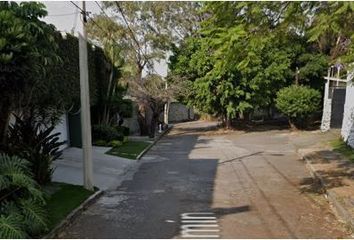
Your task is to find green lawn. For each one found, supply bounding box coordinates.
[330,139,354,162]
[45,182,94,230]
[106,140,151,159]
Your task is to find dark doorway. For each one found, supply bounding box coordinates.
[330,87,346,128]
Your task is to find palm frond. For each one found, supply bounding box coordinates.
[0,213,27,239]
[19,199,48,235]
[0,175,10,191]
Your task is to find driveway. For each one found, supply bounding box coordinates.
[53,146,137,190]
[59,121,349,238]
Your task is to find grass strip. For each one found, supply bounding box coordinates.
[330,138,354,162]
[106,140,151,160]
[45,182,94,230]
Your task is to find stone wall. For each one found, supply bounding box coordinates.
[168,102,194,122]
[321,80,332,132]
[320,99,332,132]
[122,102,141,135]
[123,101,194,135]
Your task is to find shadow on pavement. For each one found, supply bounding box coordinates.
[59,122,249,239]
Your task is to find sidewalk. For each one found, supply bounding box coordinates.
[52,126,173,190]
[297,137,354,231]
[53,146,139,190]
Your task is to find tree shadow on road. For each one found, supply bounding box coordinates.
[60,126,251,239]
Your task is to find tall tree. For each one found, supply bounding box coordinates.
[88,1,201,135]
[169,2,328,127]
[0,2,58,144]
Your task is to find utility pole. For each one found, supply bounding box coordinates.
[79,1,94,190]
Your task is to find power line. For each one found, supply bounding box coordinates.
[71,8,79,33]
[48,12,77,17]
[70,1,84,13]
[70,0,122,51]
[70,1,159,75]
[95,1,110,19]
[115,2,143,55]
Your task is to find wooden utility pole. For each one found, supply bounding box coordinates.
[79,1,94,190]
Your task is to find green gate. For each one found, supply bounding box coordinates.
[68,112,82,148]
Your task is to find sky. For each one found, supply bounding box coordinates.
[41,1,168,77]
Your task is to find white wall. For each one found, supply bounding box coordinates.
[341,82,354,147]
[53,114,70,150]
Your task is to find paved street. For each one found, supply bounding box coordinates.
[60,121,349,238]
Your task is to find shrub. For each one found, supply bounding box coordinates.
[5,116,64,185]
[93,140,107,146]
[116,126,130,136]
[92,124,124,142]
[275,85,321,129]
[108,140,123,148]
[0,154,48,238]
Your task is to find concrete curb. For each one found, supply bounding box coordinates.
[137,125,174,160]
[43,190,104,239]
[43,126,175,238]
[298,150,354,231]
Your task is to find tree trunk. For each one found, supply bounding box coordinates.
[164,101,170,124]
[289,119,297,131]
[102,65,115,125]
[135,67,151,136]
[137,107,150,136]
[267,106,273,120]
[149,114,158,139]
[225,115,232,129]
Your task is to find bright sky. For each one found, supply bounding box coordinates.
[41,1,167,77]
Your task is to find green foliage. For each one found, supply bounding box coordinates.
[331,138,354,163]
[119,99,133,118]
[45,183,93,229]
[296,53,328,90]
[0,1,59,140]
[93,140,107,147]
[5,116,64,185]
[276,85,321,128]
[0,213,26,239]
[92,124,124,142]
[106,141,151,160]
[0,154,47,238]
[116,126,130,136]
[0,1,125,140]
[46,34,97,112]
[88,2,201,135]
[108,140,123,148]
[169,2,334,126]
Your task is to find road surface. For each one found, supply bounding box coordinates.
[60,121,349,238]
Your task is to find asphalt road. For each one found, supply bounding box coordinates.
[60,121,349,238]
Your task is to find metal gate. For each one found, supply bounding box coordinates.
[330,87,346,128]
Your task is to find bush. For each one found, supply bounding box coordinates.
[116,126,130,136]
[5,116,64,185]
[108,140,123,148]
[0,154,48,238]
[92,124,124,142]
[275,85,321,129]
[93,140,107,146]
